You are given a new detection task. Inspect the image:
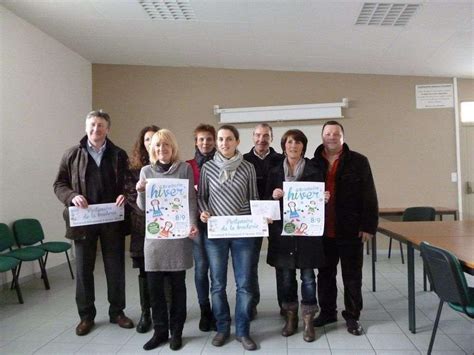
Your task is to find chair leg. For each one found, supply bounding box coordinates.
[399,241,405,264]
[11,268,24,304]
[38,258,50,290]
[40,252,49,279]
[366,240,370,255]
[65,251,74,279]
[428,300,444,355]
[388,238,393,258]
[10,262,22,290]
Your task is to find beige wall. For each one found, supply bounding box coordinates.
[94,65,467,212]
[0,5,91,284]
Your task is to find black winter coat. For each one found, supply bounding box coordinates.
[265,158,326,269]
[312,143,378,242]
[124,168,146,257]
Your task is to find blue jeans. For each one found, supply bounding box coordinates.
[205,236,255,337]
[279,267,317,305]
[193,227,211,306]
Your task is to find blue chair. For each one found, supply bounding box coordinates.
[13,218,74,279]
[420,242,474,354]
[0,222,50,292]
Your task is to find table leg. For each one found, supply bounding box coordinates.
[407,242,416,333]
[372,234,377,292]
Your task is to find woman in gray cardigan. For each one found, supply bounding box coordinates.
[136,129,198,351]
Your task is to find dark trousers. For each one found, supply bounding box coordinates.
[147,270,187,336]
[317,238,364,320]
[74,223,125,321]
[250,237,263,308]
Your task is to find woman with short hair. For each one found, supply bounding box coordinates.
[266,129,328,343]
[136,129,198,351]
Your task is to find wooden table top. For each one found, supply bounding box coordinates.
[378,220,474,271]
[379,207,457,216]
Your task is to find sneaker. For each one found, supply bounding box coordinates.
[313,313,337,327]
[346,319,364,336]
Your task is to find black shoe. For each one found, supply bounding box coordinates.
[169,334,182,350]
[199,303,216,332]
[143,332,168,350]
[313,313,337,327]
[136,310,151,333]
[346,319,364,336]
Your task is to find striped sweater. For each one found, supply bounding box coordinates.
[197,159,259,216]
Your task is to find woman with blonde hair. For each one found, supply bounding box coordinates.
[136,129,198,351]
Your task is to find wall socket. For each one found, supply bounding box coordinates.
[451,172,458,182]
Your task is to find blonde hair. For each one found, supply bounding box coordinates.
[148,129,179,164]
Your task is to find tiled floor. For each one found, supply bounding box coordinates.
[0,248,473,354]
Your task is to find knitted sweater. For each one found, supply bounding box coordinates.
[137,161,197,271]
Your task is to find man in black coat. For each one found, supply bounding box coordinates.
[311,121,378,336]
[243,123,284,318]
[54,110,134,336]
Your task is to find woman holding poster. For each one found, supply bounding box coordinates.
[266,129,328,343]
[136,129,198,351]
[197,125,259,351]
[125,124,159,334]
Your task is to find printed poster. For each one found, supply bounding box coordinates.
[282,181,325,236]
[250,200,281,220]
[208,215,269,239]
[69,203,124,227]
[145,178,190,239]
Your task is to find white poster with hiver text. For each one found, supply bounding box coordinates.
[145,178,190,239]
[282,181,325,236]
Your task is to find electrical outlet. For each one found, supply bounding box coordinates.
[451,172,458,183]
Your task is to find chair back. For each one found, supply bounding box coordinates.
[0,223,16,252]
[420,242,471,307]
[13,219,44,246]
[402,207,436,222]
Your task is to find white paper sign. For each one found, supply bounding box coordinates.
[250,200,281,220]
[145,178,190,239]
[208,215,269,239]
[282,181,325,236]
[416,84,453,109]
[69,203,124,227]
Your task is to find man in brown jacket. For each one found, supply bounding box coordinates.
[54,110,134,336]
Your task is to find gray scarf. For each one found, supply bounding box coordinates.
[213,150,243,183]
[284,157,305,181]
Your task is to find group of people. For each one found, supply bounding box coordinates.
[53,110,379,352]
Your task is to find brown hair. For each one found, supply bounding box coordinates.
[322,120,344,134]
[129,125,160,169]
[281,129,308,157]
[218,124,240,141]
[193,124,216,141]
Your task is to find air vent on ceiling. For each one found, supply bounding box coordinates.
[139,0,196,21]
[355,2,421,26]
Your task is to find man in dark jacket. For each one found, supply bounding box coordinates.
[311,121,378,336]
[53,110,134,336]
[243,123,284,318]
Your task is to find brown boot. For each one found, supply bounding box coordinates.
[281,302,298,337]
[302,303,318,342]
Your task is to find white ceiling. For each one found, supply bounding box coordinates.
[2,0,473,78]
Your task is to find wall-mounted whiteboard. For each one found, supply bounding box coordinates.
[236,123,323,158]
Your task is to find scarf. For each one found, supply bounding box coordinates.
[194,147,216,169]
[152,160,180,175]
[213,150,243,183]
[284,157,305,182]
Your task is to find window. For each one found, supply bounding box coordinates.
[460,101,474,123]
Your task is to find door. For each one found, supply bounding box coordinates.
[460,124,474,220]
